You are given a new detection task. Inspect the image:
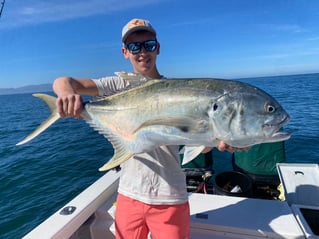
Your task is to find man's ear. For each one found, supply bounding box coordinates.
[122,47,130,59]
[157,43,160,55]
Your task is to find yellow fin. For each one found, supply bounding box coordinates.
[16,94,60,145]
[99,150,134,171]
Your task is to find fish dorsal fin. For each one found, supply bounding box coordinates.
[91,72,159,99]
[115,71,151,82]
[16,94,60,145]
[134,116,209,134]
[180,145,206,165]
[115,72,153,91]
[85,118,134,171]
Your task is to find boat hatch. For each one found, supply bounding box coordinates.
[277,163,319,238]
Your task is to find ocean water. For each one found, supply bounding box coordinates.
[1,73,319,238]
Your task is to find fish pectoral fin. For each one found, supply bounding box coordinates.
[179,146,185,153]
[16,93,60,145]
[135,116,209,133]
[181,145,206,165]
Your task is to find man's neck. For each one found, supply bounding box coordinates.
[135,66,161,79]
[146,69,161,79]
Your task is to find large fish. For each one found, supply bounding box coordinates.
[16,73,290,171]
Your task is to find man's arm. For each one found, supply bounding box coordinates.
[53,76,98,118]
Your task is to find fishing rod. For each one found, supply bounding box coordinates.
[0,0,5,18]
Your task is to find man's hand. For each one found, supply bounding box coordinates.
[217,141,250,153]
[202,142,249,154]
[56,94,83,118]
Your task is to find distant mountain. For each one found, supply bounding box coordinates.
[0,84,52,95]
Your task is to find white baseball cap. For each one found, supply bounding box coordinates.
[122,18,156,43]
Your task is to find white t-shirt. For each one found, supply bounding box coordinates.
[93,75,188,205]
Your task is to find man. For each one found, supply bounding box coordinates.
[53,18,232,239]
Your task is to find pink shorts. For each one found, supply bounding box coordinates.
[115,193,190,239]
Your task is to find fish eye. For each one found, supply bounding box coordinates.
[213,103,218,111]
[265,103,276,113]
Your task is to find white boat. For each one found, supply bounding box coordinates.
[22,163,319,239]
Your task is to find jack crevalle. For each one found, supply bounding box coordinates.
[16,73,290,171]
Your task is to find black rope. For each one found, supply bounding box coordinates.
[0,0,5,18]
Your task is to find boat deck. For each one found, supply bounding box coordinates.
[189,193,303,238]
[22,169,311,239]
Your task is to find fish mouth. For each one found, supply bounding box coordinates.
[270,131,291,141]
[263,115,291,141]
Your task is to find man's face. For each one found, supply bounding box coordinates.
[122,31,160,76]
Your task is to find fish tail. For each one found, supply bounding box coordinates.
[16,93,60,146]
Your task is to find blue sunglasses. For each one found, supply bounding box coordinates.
[126,40,158,54]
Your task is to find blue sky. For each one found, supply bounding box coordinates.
[0,0,318,88]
